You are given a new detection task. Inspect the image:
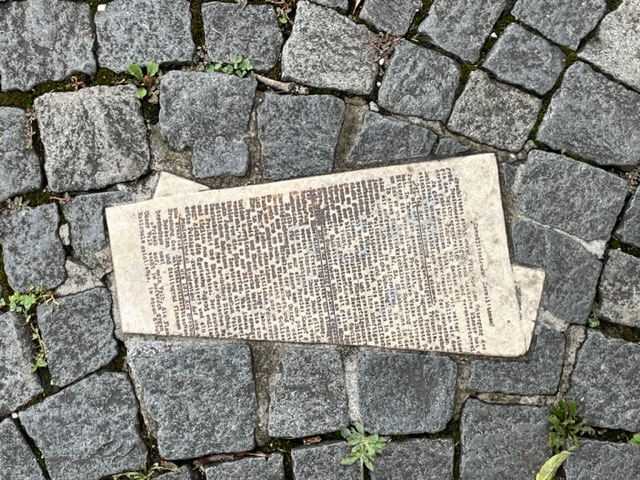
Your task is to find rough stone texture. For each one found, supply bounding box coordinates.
[0,419,45,480]
[282,1,378,95]
[483,23,565,95]
[312,0,348,9]
[54,258,103,297]
[599,250,640,328]
[511,219,601,324]
[205,455,284,480]
[257,93,344,180]
[468,326,565,395]
[580,0,640,92]
[370,438,454,480]
[291,441,359,480]
[203,3,283,72]
[434,137,469,157]
[158,467,194,480]
[460,400,549,480]
[36,287,118,388]
[0,0,95,91]
[417,0,507,63]
[615,189,640,248]
[448,70,541,152]
[19,372,147,480]
[0,107,42,203]
[537,62,640,170]
[36,86,150,192]
[346,112,437,166]
[378,41,460,122]
[360,0,420,36]
[127,339,257,460]
[0,312,43,416]
[268,346,348,437]
[356,351,457,435]
[512,0,607,50]
[567,330,640,431]
[159,71,256,178]
[514,150,627,241]
[564,439,640,480]
[95,0,195,72]
[0,204,66,291]
[62,191,131,269]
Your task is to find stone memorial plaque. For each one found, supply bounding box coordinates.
[108,154,535,356]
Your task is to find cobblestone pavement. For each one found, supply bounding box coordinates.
[1,0,640,479]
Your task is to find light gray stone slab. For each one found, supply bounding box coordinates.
[460,400,549,480]
[36,86,150,192]
[0,312,43,416]
[311,0,348,9]
[203,3,283,72]
[537,62,640,170]
[615,189,640,248]
[360,0,421,36]
[282,1,378,95]
[127,339,257,460]
[564,439,640,480]
[448,70,541,152]
[0,204,66,291]
[0,0,95,91]
[378,41,460,122]
[370,438,454,480]
[513,0,607,49]
[19,372,147,480]
[257,93,344,180]
[95,0,195,72]
[567,330,640,431]
[159,71,256,178]
[356,351,457,435]
[268,346,348,438]
[434,137,469,157]
[598,249,640,328]
[514,150,627,241]
[417,0,507,63]
[0,419,45,480]
[205,455,284,480]
[291,441,359,480]
[54,258,103,297]
[483,23,565,95]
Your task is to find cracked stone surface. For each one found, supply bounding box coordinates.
[291,441,359,480]
[564,439,640,480]
[598,249,640,328]
[615,189,640,248]
[434,137,469,157]
[370,438,454,480]
[205,455,284,480]
[0,418,45,480]
[360,0,421,36]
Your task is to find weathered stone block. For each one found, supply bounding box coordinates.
[291,441,359,480]
[205,455,284,480]
[370,438,454,480]
[615,189,640,248]
[360,0,420,36]
[598,250,640,328]
[434,138,469,157]
[564,440,640,480]
[0,419,45,480]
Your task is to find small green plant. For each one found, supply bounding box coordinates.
[341,422,387,480]
[127,62,161,102]
[586,302,600,328]
[112,461,178,480]
[266,0,294,26]
[536,451,572,480]
[630,433,640,446]
[547,399,594,454]
[207,54,253,78]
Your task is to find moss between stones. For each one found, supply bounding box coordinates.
[0,250,10,304]
[190,0,206,47]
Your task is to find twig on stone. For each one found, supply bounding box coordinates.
[252,73,309,95]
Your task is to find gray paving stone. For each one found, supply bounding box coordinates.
[54,258,103,297]
[599,250,640,328]
[0,107,42,203]
[580,0,640,91]
[512,0,606,50]
[615,189,640,248]
[417,0,507,63]
[312,0,348,9]
[514,150,627,241]
[434,137,469,157]
[0,312,43,416]
[468,326,565,395]
[127,339,256,460]
[257,93,344,180]
[567,330,640,431]
[19,372,147,480]
[448,70,540,152]
[483,23,565,95]
[378,41,460,122]
[371,438,454,480]
[356,351,456,435]
[205,455,284,480]
[511,219,601,324]
[0,204,66,291]
[0,419,45,480]
[158,467,194,480]
[360,0,420,36]
[203,3,283,72]
[159,71,256,178]
[291,441,359,480]
[346,112,437,166]
[564,439,640,480]
[268,346,348,438]
[0,0,95,91]
[62,191,131,269]
[537,62,640,170]
[36,287,118,388]
[95,0,195,73]
[282,1,378,95]
[460,400,549,480]
[36,86,150,192]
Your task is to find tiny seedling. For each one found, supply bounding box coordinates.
[586,303,600,328]
[266,0,294,26]
[207,54,253,78]
[341,422,387,480]
[547,399,594,454]
[630,433,640,446]
[127,62,161,102]
[112,461,178,480]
